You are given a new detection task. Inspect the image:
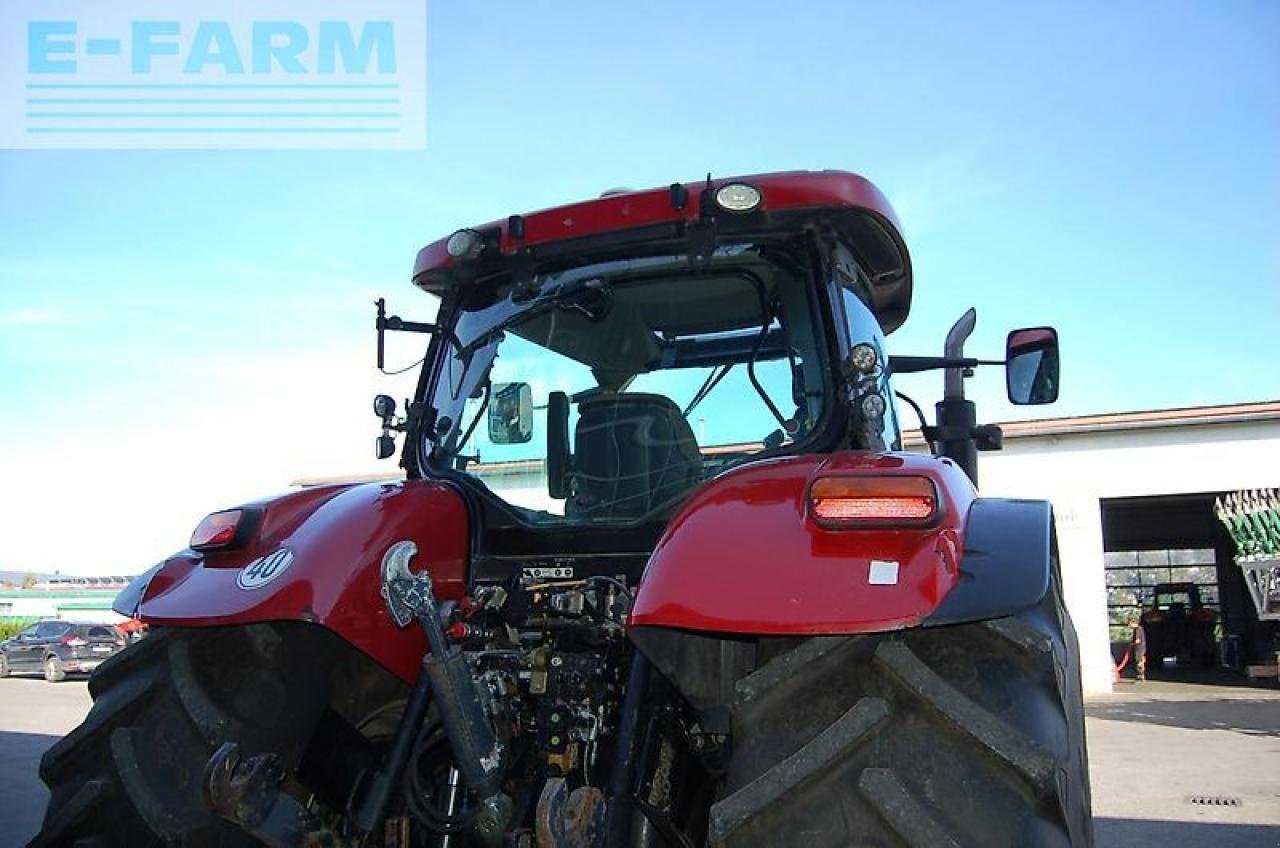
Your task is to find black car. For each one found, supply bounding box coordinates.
[0,620,127,681]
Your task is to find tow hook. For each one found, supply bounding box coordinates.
[535,778,606,848]
[204,742,335,847]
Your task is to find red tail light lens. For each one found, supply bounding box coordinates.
[808,475,939,528]
[190,509,247,550]
[63,636,88,647]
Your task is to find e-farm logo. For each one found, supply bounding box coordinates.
[1,1,426,149]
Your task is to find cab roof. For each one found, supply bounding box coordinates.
[412,170,913,333]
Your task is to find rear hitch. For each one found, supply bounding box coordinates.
[204,742,336,848]
[535,778,606,848]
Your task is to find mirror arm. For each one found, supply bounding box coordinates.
[887,355,1003,374]
[455,383,491,456]
[377,298,386,370]
[375,298,462,370]
[382,316,441,335]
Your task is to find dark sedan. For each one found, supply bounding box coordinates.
[0,620,127,681]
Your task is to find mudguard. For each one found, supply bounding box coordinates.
[628,451,1055,710]
[119,480,469,683]
[629,451,978,636]
[923,498,1053,627]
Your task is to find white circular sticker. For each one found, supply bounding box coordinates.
[236,548,294,590]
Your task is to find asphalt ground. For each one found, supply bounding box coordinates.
[1,673,1277,847]
[1087,676,1280,847]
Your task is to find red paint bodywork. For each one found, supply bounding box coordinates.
[412,171,902,284]
[136,480,469,683]
[629,451,977,635]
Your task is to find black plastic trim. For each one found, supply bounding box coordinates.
[112,561,165,618]
[923,498,1053,627]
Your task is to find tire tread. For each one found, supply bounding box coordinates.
[873,639,1058,795]
[716,577,1091,848]
[709,697,889,843]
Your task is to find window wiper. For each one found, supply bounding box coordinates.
[683,364,733,417]
[458,279,609,358]
[744,286,788,430]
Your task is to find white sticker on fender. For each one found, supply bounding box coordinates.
[868,560,900,585]
[237,548,295,590]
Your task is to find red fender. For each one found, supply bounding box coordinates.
[134,480,469,683]
[629,451,976,635]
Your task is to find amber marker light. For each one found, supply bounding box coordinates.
[808,476,939,528]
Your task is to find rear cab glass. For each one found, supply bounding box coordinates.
[427,245,831,526]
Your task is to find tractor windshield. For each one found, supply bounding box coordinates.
[425,245,830,525]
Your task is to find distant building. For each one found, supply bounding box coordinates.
[0,576,133,622]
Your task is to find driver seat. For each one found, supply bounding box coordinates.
[568,393,701,520]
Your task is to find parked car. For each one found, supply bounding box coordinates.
[0,620,127,681]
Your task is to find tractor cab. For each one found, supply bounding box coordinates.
[375,172,1057,536]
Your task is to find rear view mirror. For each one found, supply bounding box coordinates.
[489,382,534,444]
[1005,327,1060,405]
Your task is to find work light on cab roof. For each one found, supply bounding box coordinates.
[713,182,763,213]
[445,228,485,260]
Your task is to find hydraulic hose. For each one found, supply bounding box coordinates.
[351,666,436,834]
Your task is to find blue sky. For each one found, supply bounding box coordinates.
[1,1,1277,574]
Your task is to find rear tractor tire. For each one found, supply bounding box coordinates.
[32,623,367,847]
[710,575,1092,848]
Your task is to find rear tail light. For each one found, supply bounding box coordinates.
[63,636,87,647]
[808,475,939,528]
[190,508,256,551]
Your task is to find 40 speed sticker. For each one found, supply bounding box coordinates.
[237,548,295,590]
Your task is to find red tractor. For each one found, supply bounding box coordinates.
[35,172,1091,847]
[1141,582,1219,668]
